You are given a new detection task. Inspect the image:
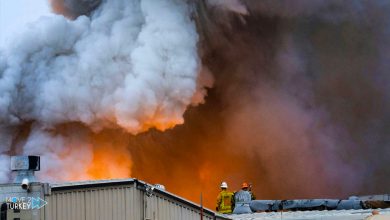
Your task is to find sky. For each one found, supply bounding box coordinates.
[0,0,51,47]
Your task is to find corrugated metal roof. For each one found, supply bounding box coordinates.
[51,178,136,190]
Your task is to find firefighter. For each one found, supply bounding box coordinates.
[233,182,253,214]
[216,181,234,214]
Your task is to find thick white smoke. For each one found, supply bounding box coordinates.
[0,0,211,182]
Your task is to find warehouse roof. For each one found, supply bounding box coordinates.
[51,178,231,220]
[51,178,137,189]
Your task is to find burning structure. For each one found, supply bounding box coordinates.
[0,0,389,210]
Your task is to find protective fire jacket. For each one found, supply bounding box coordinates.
[216,190,234,214]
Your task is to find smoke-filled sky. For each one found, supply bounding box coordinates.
[1,0,389,209]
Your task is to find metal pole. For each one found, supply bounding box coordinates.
[200,193,204,220]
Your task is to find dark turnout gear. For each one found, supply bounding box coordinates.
[216,190,234,214]
[233,189,253,214]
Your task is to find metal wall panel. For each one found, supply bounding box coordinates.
[145,192,215,220]
[45,190,86,220]
[44,181,230,220]
[45,185,141,220]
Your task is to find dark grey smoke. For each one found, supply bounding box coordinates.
[190,0,390,197]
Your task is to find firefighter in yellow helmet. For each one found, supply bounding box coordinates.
[216,181,234,214]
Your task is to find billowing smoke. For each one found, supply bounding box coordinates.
[196,0,389,205]
[129,0,390,208]
[0,0,211,182]
[1,0,390,209]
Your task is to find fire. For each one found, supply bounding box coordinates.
[87,146,132,180]
[51,129,133,182]
[87,130,133,180]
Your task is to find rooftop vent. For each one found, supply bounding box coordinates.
[10,156,40,184]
